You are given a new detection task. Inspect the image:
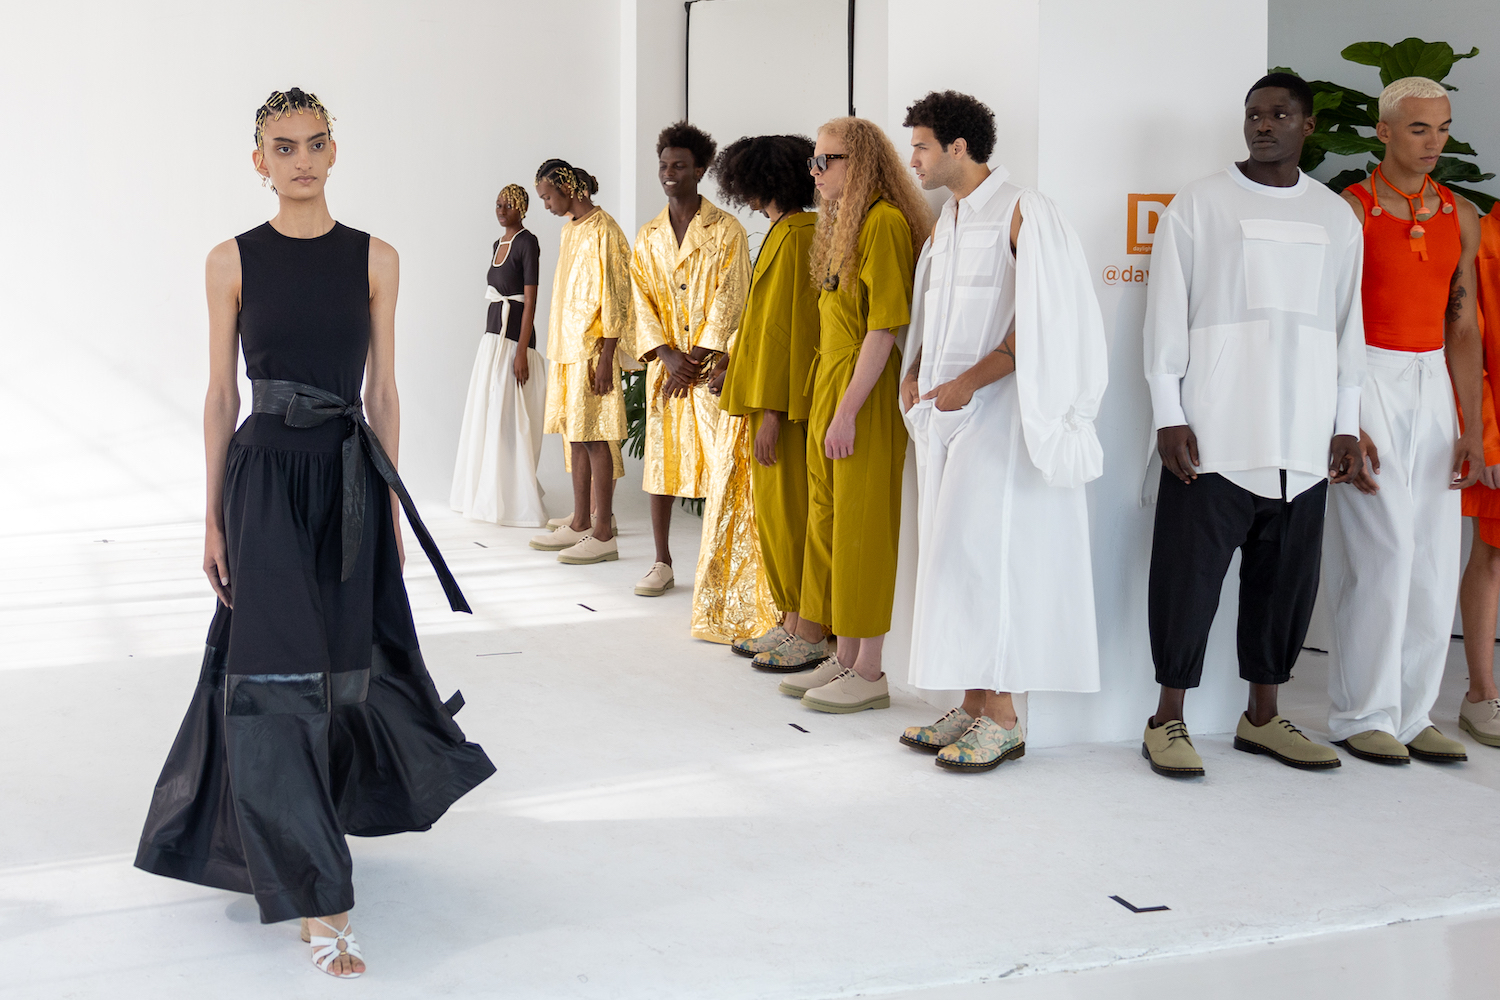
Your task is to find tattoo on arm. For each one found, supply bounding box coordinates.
[1447,267,1467,323]
[997,341,1015,363]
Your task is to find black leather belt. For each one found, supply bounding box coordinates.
[250,379,470,613]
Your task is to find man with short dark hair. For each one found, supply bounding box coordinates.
[896,90,1107,771]
[629,122,752,598]
[1141,73,1367,777]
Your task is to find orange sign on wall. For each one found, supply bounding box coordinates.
[1127,194,1175,255]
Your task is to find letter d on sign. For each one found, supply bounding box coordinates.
[1127,193,1174,255]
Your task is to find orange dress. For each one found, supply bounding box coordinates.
[1462,205,1500,543]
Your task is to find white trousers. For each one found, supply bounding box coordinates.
[904,378,1100,694]
[450,334,548,527]
[1324,346,1460,743]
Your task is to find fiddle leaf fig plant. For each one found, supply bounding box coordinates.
[1275,37,1495,212]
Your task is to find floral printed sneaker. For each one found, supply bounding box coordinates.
[753,634,830,673]
[733,625,788,658]
[900,708,976,753]
[935,716,1026,772]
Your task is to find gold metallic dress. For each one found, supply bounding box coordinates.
[630,198,751,498]
[691,372,779,644]
[544,207,634,479]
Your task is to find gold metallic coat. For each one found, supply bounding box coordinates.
[631,199,750,497]
[543,208,634,447]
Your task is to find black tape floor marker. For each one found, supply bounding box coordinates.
[474,541,487,548]
[789,723,809,733]
[476,651,521,657]
[1110,896,1170,913]
[578,603,597,612]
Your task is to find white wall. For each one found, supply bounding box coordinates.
[0,0,623,535]
[1269,0,1500,203]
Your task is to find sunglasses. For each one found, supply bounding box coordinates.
[807,153,848,172]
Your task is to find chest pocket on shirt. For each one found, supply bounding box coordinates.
[1241,219,1328,315]
[956,228,1003,278]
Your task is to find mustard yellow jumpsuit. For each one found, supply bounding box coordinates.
[802,197,913,637]
[719,211,820,615]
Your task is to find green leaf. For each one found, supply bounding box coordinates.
[1380,37,1468,86]
[1312,90,1343,115]
[1431,157,1495,184]
[1306,131,1386,156]
[1326,168,1370,193]
[1448,184,1497,214]
[1300,147,1329,173]
[1341,41,1391,68]
[1443,137,1477,156]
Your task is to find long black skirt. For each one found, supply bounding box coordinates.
[135,421,495,923]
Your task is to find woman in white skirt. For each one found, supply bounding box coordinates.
[451,183,548,525]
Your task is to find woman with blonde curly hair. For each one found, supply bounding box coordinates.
[451,183,548,526]
[778,116,931,715]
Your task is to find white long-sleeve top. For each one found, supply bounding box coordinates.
[1143,166,1365,499]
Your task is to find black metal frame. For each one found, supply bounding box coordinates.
[684,0,856,119]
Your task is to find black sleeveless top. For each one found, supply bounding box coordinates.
[235,221,371,452]
[485,229,540,347]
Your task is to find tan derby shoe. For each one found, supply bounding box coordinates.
[530,523,592,551]
[1458,697,1500,748]
[548,513,616,530]
[935,716,1026,772]
[1233,714,1340,770]
[776,655,844,697]
[1142,718,1205,777]
[801,667,890,714]
[1406,726,1467,763]
[633,561,674,596]
[556,535,618,565]
[1335,729,1410,765]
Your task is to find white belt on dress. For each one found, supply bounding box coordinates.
[485,285,526,337]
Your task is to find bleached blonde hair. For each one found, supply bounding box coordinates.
[1378,76,1448,123]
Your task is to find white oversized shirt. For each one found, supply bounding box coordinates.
[1143,166,1365,499]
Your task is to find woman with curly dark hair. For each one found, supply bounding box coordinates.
[713,135,831,669]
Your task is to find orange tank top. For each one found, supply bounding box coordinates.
[1348,177,1462,352]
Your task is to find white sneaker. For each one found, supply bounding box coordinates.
[634,561,674,596]
[530,524,592,551]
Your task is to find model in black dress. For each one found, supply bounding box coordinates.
[134,88,493,978]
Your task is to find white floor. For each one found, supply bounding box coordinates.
[2,490,1499,999]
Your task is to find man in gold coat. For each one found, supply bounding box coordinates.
[629,122,752,599]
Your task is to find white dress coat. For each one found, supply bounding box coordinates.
[901,170,1106,694]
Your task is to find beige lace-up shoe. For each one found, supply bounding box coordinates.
[1406,726,1468,763]
[900,708,977,753]
[776,655,844,697]
[530,523,592,551]
[753,634,830,672]
[634,561,674,596]
[1233,714,1340,770]
[556,534,618,564]
[800,667,890,714]
[1142,718,1205,777]
[935,716,1026,771]
[733,625,788,658]
[548,513,616,530]
[1458,697,1500,747]
[1335,729,1410,764]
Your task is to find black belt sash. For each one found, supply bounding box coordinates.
[250,379,471,613]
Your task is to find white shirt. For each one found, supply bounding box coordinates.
[1143,166,1365,499]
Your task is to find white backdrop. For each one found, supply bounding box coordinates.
[0,0,626,536]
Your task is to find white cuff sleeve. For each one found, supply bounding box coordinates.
[1335,386,1362,438]
[1146,373,1188,430]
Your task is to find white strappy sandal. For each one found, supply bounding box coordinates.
[300,916,365,978]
